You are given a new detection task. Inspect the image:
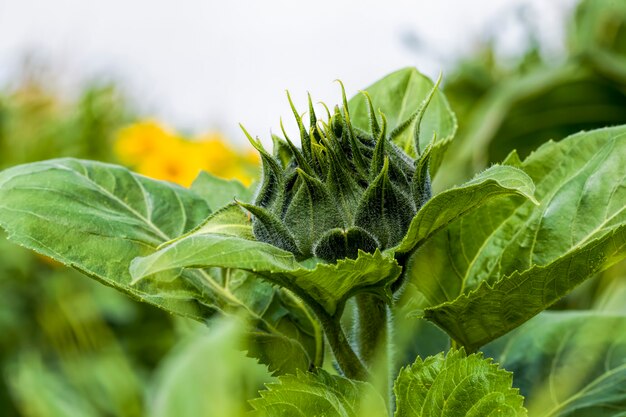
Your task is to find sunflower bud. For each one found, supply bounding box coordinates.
[241,86,433,263]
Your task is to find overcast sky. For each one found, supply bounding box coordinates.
[0,0,576,145]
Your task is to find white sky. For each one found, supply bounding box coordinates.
[0,0,576,145]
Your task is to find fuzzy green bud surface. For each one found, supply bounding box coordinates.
[241,86,432,263]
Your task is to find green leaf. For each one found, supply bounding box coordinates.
[405,126,626,350]
[501,150,523,168]
[249,289,320,375]
[483,311,626,417]
[394,349,526,417]
[0,158,214,321]
[251,369,388,417]
[161,203,255,247]
[131,234,299,280]
[190,170,254,210]
[394,164,537,254]
[348,67,457,174]
[247,330,312,377]
[150,318,273,417]
[424,232,626,351]
[131,228,402,315]
[200,266,317,375]
[284,250,401,315]
[0,159,309,376]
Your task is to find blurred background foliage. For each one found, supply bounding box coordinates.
[0,65,261,416]
[440,0,626,185]
[1,0,626,415]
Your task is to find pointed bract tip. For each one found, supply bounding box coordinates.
[318,101,332,120]
[279,118,290,139]
[295,166,319,183]
[286,91,301,118]
[333,79,344,87]
[240,123,261,147]
[333,79,351,117]
[378,111,388,131]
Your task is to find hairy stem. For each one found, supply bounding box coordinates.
[355,294,392,409]
[266,274,369,380]
[355,294,388,365]
[318,312,370,381]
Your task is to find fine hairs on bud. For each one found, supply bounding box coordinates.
[241,82,438,263]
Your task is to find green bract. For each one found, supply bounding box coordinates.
[240,82,436,262]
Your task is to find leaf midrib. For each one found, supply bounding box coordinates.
[463,136,623,293]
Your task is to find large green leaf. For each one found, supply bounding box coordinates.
[0,158,214,320]
[0,159,316,374]
[131,228,401,316]
[251,369,388,417]
[483,311,626,417]
[130,233,298,280]
[424,232,626,351]
[349,67,457,174]
[406,126,626,350]
[394,349,526,417]
[394,164,537,254]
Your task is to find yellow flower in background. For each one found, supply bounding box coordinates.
[135,140,205,187]
[115,121,178,166]
[197,134,259,186]
[200,135,238,175]
[114,120,260,187]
